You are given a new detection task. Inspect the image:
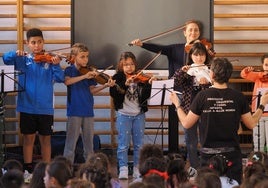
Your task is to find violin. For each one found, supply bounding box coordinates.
[79,65,113,85]
[185,38,215,57]
[79,65,126,94]
[33,52,74,64]
[126,71,154,83]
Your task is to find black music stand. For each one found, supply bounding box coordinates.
[0,66,25,166]
[147,79,175,150]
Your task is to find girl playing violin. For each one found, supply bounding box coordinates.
[130,20,214,160]
[63,43,115,164]
[172,41,212,170]
[240,54,268,153]
[109,52,155,180]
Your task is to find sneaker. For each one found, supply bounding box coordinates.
[118,166,128,180]
[188,166,197,178]
[24,170,33,183]
[132,166,140,179]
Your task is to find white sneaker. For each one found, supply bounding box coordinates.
[132,166,140,179]
[24,170,33,183]
[188,166,197,178]
[118,166,128,180]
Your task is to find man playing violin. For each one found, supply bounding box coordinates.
[2,28,65,173]
[63,43,115,164]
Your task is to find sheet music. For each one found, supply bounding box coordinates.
[256,88,268,112]
[0,65,15,92]
[148,79,174,106]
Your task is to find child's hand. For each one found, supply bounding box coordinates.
[181,65,190,72]
[16,50,27,56]
[199,77,209,85]
[148,76,157,84]
[85,71,97,79]
[105,78,115,87]
[51,55,61,65]
[244,66,254,73]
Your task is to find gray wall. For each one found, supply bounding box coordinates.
[72,0,213,69]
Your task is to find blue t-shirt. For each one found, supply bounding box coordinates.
[65,65,97,117]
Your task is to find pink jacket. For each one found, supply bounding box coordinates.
[241,68,268,116]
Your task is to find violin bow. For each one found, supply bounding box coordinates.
[135,51,162,77]
[99,65,114,74]
[128,24,186,46]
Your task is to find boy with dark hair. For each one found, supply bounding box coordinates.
[2,28,64,173]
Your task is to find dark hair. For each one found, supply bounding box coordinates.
[26,28,43,41]
[261,54,268,64]
[248,151,268,170]
[28,162,47,188]
[139,157,167,177]
[195,172,221,188]
[2,159,23,172]
[187,42,211,65]
[210,58,233,84]
[78,158,112,188]
[47,161,72,187]
[0,169,24,188]
[116,51,137,72]
[53,155,73,175]
[166,158,188,187]
[208,154,230,176]
[139,144,164,168]
[243,161,266,180]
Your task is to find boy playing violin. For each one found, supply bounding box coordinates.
[63,43,115,164]
[2,28,65,173]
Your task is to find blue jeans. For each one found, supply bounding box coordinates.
[116,112,145,168]
[184,121,200,168]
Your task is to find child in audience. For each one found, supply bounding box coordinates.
[208,154,239,188]
[44,160,72,188]
[28,161,47,188]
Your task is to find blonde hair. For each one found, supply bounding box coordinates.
[71,43,89,56]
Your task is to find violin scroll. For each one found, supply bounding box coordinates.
[185,38,215,57]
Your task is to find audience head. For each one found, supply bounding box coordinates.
[139,144,164,168]
[44,160,72,188]
[194,171,221,188]
[207,154,231,176]
[0,169,24,188]
[66,178,95,188]
[2,159,23,173]
[79,157,112,188]
[166,158,188,188]
[248,151,268,171]
[243,161,266,180]
[28,161,47,188]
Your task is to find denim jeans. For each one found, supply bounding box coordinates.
[184,121,200,168]
[63,116,94,163]
[116,112,145,168]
